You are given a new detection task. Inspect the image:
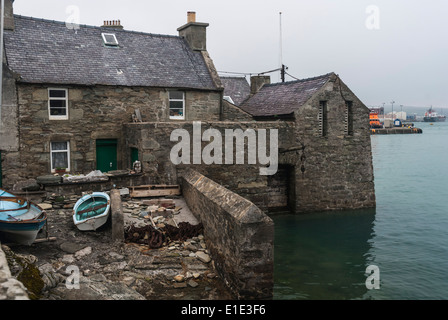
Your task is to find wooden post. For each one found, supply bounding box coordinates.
[110,189,124,242]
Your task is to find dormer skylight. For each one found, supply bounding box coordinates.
[101,33,119,46]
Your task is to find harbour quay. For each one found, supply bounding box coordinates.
[370,127,423,135]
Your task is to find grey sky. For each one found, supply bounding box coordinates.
[11,0,448,108]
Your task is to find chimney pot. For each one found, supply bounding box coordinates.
[187,11,196,23]
[102,19,123,29]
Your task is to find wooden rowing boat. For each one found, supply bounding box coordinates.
[0,189,47,245]
[73,192,110,231]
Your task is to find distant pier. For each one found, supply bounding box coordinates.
[370,127,423,135]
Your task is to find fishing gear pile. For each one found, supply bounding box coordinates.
[125,222,203,249]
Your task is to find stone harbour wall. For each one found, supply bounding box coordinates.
[0,245,29,300]
[181,169,274,299]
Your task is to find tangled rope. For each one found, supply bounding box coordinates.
[125,222,203,249]
[164,222,203,241]
[125,224,165,249]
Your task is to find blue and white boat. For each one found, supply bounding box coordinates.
[73,192,110,231]
[0,189,47,245]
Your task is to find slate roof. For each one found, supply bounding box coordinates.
[239,73,334,117]
[220,76,251,106]
[3,15,218,90]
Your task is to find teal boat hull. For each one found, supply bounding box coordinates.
[73,192,110,231]
[0,189,47,245]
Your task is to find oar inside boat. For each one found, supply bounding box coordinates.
[73,192,111,231]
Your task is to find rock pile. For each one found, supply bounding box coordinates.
[38,194,79,210]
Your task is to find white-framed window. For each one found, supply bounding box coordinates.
[50,141,70,172]
[48,88,68,120]
[169,91,185,120]
[101,33,119,46]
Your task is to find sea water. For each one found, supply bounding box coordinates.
[273,121,448,300]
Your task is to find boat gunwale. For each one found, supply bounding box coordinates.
[0,188,47,223]
[72,193,111,225]
[0,211,47,225]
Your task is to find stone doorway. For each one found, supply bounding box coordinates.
[266,164,295,214]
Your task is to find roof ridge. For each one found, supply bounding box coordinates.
[265,72,334,87]
[220,76,247,79]
[13,14,181,39]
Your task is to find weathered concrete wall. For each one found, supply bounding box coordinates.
[0,245,29,300]
[291,76,376,212]
[1,84,220,188]
[181,169,273,299]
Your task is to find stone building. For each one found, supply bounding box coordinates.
[237,73,376,212]
[0,4,222,187]
[0,0,375,214]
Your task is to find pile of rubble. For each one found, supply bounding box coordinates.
[123,198,181,229]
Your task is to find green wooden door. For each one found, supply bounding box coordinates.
[96,139,117,173]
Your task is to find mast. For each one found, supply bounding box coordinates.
[279,12,285,82]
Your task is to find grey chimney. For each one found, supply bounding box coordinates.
[177,12,209,51]
[1,0,15,30]
[250,75,271,95]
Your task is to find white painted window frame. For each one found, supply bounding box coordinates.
[50,141,71,173]
[169,91,185,120]
[48,88,69,120]
[101,33,119,46]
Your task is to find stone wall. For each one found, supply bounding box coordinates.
[291,76,376,212]
[124,120,295,212]
[0,66,21,187]
[124,112,375,214]
[221,100,254,121]
[0,245,29,300]
[4,79,376,214]
[1,84,220,188]
[181,169,274,299]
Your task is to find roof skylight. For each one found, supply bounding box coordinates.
[101,33,119,46]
